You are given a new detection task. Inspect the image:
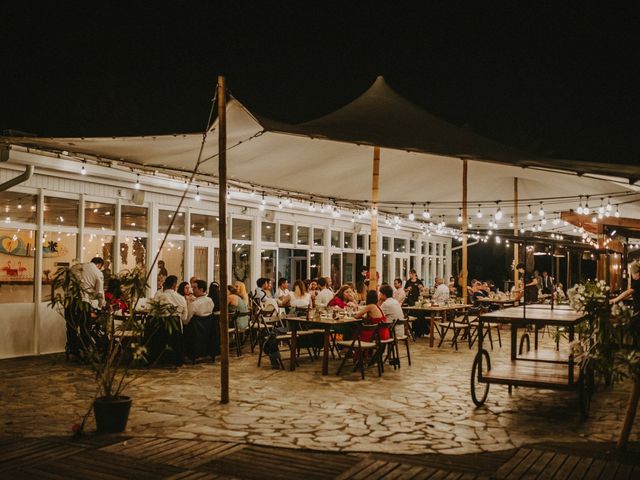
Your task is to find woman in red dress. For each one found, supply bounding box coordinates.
[354,290,390,342]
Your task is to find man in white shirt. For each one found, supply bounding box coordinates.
[276,277,291,307]
[154,275,188,325]
[432,277,450,304]
[72,257,106,308]
[379,284,405,338]
[392,278,406,305]
[315,277,334,307]
[187,280,214,324]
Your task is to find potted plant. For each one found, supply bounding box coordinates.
[570,279,639,450]
[49,266,180,434]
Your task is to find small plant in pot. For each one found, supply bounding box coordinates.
[49,266,180,435]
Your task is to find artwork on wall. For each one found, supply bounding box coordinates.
[0,231,69,283]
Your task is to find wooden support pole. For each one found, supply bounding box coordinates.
[513,177,519,289]
[369,147,380,290]
[218,75,230,404]
[462,160,468,303]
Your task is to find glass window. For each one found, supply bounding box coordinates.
[343,232,353,249]
[42,232,77,302]
[342,252,355,284]
[261,222,276,242]
[330,253,341,288]
[232,218,252,241]
[44,196,78,227]
[260,249,276,279]
[410,240,417,254]
[310,252,322,279]
[159,209,185,235]
[410,256,416,272]
[313,228,324,247]
[436,244,441,256]
[121,205,148,232]
[119,235,147,271]
[382,253,390,284]
[394,238,407,253]
[382,237,390,252]
[191,213,219,238]
[82,233,114,267]
[0,228,36,303]
[429,243,434,255]
[331,230,341,248]
[296,226,310,246]
[232,243,251,294]
[84,201,115,230]
[158,239,184,286]
[0,192,36,224]
[421,242,427,255]
[357,234,366,250]
[280,224,294,243]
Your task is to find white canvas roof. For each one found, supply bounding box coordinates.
[3,77,639,225]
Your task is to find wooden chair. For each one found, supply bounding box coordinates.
[437,310,473,350]
[229,310,251,357]
[336,323,382,379]
[389,318,412,367]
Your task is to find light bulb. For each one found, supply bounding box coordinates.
[526,206,533,221]
[134,174,141,189]
[422,203,431,219]
[258,204,265,211]
[308,202,315,212]
[615,206,620,218]
[476,205,483,218]
[278,200,283,209]
[509,216,514,228]
[80,165,87,175]
[457,209,463,223]
[495,206,503,221]
[538,202,545,217]
[606,197,612,212]
[195,186,201,201]
[408,211,415,221]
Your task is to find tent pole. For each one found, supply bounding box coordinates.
[369,146,380,290]
[218,75,230,404]
[462,159,468,303]
[513,177,519,290]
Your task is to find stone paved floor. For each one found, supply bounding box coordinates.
[1,334,638,455]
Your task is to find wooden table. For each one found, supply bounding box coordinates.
[472,305,591,415]
[476,297,519,309]
[403,304,472,347]
[286,315,362,375]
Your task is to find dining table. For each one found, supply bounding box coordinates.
[476,297,519,309]
[402,304,472,347]
[286,314,363,375]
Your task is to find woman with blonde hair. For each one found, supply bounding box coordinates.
[290,280,311,310]
[234,281,249,304]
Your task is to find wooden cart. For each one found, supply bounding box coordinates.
[470,305,594,417]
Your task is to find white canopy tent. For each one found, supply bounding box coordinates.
[3,77,639,228]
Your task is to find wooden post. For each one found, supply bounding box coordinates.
[218,75,230,404]
[513,177,519,289]
[461,160,468,303]
[369,147,380,290]
[566,250,571,288]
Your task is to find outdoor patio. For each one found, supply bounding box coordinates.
[2,336,638,456]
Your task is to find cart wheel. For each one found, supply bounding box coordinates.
[471,349,491,407]
[518,333,530,355]
[579,365,595,419]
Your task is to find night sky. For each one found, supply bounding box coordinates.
[3,2,639,167]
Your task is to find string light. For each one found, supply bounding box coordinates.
[598,198,605,215]
[457,209,463,223]
[308,201,315,212]
[509,216,514,228]
[422,203,431,219]
[468,218,473,229]
[577,196,584,215]
[606,197,612,212]
[194,186,201,202]
[494,202,503,221]
[538,202,545,217]
[259,193,266,211]
[583,196,590,215]
[286,197,293,208]
[615,205,620,218]
[526,205,533,220]
[80,164,87,175]
[476,204,483,219]
[134,174,141,189]
[408,203,415,221]
[278,198,283,209]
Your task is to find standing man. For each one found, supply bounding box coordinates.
[540,271,554,295]
[66,257,106,359]
[611,261,640,312]
[404,269,424,306]
[516,263,539,304]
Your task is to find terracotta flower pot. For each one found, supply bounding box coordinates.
[93,396,132,433]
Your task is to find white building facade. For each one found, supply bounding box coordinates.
[0,147,452,359]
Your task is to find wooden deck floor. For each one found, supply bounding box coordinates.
[0,436,638,479]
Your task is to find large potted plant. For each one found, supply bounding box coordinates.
[570,279,639,450]
[49,266,180,434]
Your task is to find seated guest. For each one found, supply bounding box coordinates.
[290,280,311,310]
[276,277,291,307]
[555,282,567,300]
[154,275,188,324]
[328,285,356,309]
[315,277,334,307]
[355,281,368,304]
[228,285,250,329]
[354,290,391,342]
[234,281,249,304]
[254,277,278,310]
[208,282,220,311]
[448,276,457,295]
[379,284,405,338]
[432,277,450,304]
[471,280,489,305]
[393,278,406,304]
[189,276,199,291]
[187,280,214,324]
[308,279,319,304]
[178,281,195,303]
